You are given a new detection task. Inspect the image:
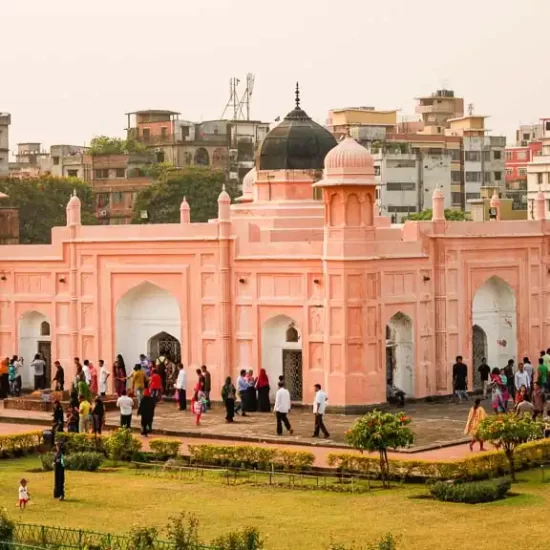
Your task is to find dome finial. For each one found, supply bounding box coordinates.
[295,82,300,109]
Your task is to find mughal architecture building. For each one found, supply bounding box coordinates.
[0,95,548,409]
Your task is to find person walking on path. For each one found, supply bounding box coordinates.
[477,358,491,399]
[8,358,17,397]
[523,357,534,388]
[78,395,91,434]
[92,396,105,435]
[515,363,530,395]
[532,381,546,419]
[464,398,487,451]
[201,365,212,409]
[452,356,468,403]
[247,369,257,412]
[274,381,293,436]
[504,359,515,400]
[138,388,156,436]
[116,389,134,429]
[490,368,506,413]
[52,400,64,433]
[235,369,249,416]
[149,368,163,403]
[130,364,147,406]
[31,354,46,391]
[88,362,98,396]
[221,376,236,423]
[312,383,330,438]
[192,388,206,426]
[175,363,187,411]
[82,360,92,386]
[255,368,271,412]
[53,361,65,392]
[114,360,126,397]
[99,360,109,397]
[538,356,549,392]
[53,441,65,501]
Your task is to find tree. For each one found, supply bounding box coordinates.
[132,167,240,224]
[0,176,96,244]
[405,208,469,221]
[345,410,414,487]
[477,414,543,481]
[88,135,146,156]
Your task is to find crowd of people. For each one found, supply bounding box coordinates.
[457,350,550,450]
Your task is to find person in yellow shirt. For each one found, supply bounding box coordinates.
[130,364,148,405]
[78,395,91,433]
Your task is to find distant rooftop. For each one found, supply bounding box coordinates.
[331,107,399,114]
[126,109,181,116]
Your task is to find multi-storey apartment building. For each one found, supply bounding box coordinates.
[0,113,10,175]
[527,119,550,219]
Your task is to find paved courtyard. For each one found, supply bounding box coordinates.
[0,397,475,451]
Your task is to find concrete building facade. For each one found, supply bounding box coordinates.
[527,119,550,220]
[0,113,10,176]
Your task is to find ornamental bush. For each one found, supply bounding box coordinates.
[429,478,512,504]
[477,414,543,481]
[55,432,105,455]
[103,428,142,462]
[0,432,42,458]
[149,439,181,459]
[345,411,414,487]
[41,451,104,472]
[187,444,314,472]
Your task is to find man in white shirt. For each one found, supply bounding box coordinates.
[312,383,330,438]
[274,381,293,436]
[99,360,110,397]
[514,363,530,393]
[31,354,46,390]
[82,360,92,385]
[175,363,187,411]
[116,389,134,428]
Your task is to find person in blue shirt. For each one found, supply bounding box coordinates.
[234,369,249,416]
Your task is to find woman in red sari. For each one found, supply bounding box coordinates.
[255,369,271,412]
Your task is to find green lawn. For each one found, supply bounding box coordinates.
[0,457,548,549]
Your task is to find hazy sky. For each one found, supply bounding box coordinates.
[2,0,549,155]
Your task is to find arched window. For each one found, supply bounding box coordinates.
[286,325,299,343]
[40,321,50,336]
[194,148,210,166]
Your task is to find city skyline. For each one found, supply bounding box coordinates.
[2,0,549,150]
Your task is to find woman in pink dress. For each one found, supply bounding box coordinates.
[89,363,98,395]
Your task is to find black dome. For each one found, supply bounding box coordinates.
[258,87,337,171]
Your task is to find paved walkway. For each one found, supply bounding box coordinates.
[1,398,473,450]
[0,421,477,467]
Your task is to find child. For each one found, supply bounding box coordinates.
[192,389,206,426]
[18,478,29,509]
[67,405,79,433]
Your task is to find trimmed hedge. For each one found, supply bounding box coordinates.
[149,439,181,459]
[0,432,42,458]
[328,437,550,481]
[40,451,104,472]
[188,444,315,472]
[429,478,512,504]
[55,432,105,454]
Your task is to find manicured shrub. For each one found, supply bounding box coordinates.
[55,432,105,455]
[345,411,414,487]
[104,428,142,461]
[429,478,512,504]
[40,451,104,472]
[149,438,181,459]
[328,437,550,482]
[212,526,263,550]
[187,444,314,472]
[0,432,42,458]
[477,414,543,480]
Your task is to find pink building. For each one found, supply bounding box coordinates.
[1,96,549,409]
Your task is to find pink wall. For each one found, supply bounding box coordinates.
[1,150,549,408]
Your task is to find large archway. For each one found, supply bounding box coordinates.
[386,312,414,396]
[19,311,52,390]
[194,147,210,166]
[262,315,302,401]
[115,282,181,374]
[472,325,488,389]
[472,276,516,373]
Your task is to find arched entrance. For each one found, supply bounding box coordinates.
[385,312,414,396]
[148,331,181,364]
[472,325,488,389]
[19,311,52,390]
[472,276,516,372]
[116,282,181,373]
[262,315,302,400]
[194,148,210,166]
